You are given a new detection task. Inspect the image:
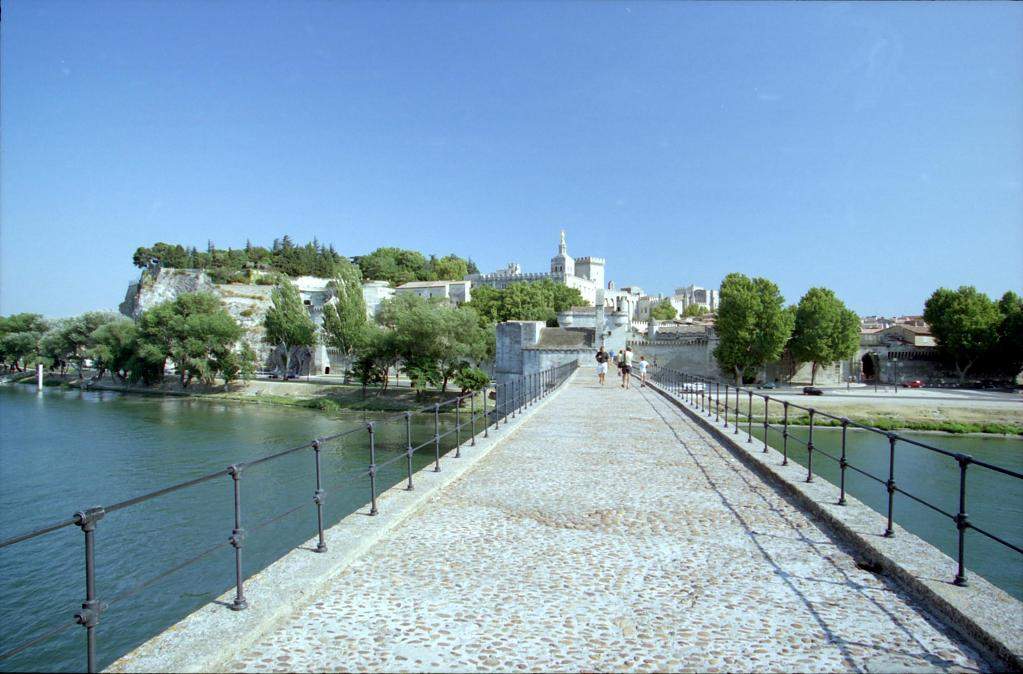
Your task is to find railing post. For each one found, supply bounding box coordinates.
[954,454,970,586]
[723,384,729,428]
[405,412,415,491]
[734,385,740,434]
[312,440,328,552]
[762,396,769,453]
[747,390,753,443]
[433,403,441,472]
[470,391,477,446]
[483,384,490,438]
[455,396,461,458]
[781,401,789,466]
[367,423,378,516]
[806,410,815,482]
[884,434,896,537]
[73,506,105,673]
[227,464,248,610]
[715,382,720,423]
[838,420,848,505]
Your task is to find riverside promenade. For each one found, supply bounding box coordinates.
[226,376,987,673]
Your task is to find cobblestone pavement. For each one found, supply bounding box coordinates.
[228,376,987,673]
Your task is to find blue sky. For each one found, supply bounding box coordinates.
[2,0,1021,317]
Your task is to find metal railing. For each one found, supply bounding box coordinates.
[649,366,1023,588]
[0,361,577,672]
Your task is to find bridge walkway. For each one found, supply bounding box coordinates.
[227,375,985,673]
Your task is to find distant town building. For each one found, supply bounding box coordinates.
[465,231,605,306]
[394,279,471,305]
[670,284,719,315]
[362,280,395,319]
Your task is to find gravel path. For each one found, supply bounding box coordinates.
[227,376,986,673]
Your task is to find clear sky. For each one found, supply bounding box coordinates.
[2,0,1021,318]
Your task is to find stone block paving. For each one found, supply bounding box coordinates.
[227,377,987,673]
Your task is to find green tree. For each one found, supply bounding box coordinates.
[651,300,677,321]
[994,291,1023,378]
[788,287,860,385]
[47,312,120,381]
[427,254,470,281]
[923,286,1001,382]
[682,304,709,318]
[138,292,244,387]
[88,319,140,382]
[355,247,428,286]
[713,273,793,384]
[321,263,367,379]
[264,280,318,377]
[0,313,50,371]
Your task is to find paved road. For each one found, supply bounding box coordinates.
[227,376,986,673]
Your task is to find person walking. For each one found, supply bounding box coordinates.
[621,346,634,389]
[637,355,649,387]
[595,346,609,385]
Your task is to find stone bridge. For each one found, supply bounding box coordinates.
[115,373,1020,673]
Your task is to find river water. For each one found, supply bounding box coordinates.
[0,385,461,672]
[748,424,1023,602]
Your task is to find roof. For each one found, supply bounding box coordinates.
[527,327,594,349]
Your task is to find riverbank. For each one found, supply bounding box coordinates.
[5,371,487,415]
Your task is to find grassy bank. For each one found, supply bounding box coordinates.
[693,396,1023,437]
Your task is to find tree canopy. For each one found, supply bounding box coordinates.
[681,304,709,318]
[713,273,793,383]
[0,313,49,370]
[924,286,1008,381]
[137,292,246,387]
[264,280,318,375]
[788,287,859,385]
[466,279,586,327]
[321,263,368,373]
[650,300,677,321]
[353,247,476,286]
[132,237,356,282]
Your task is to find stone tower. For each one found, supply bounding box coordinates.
[550,230,575,280]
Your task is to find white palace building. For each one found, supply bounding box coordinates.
[464,231,605,306]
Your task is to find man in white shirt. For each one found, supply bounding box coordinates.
[621,346,634,389]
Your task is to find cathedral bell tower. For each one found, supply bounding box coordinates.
[550,229,575,280]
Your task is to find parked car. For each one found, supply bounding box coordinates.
[901,380,924,388]
[802,386,823,396]
[759,382,778,389]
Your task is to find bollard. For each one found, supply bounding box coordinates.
[954,454,970,586]
[734,386,740,434]
[470,392,477,446]
[405,412,415,491]
[312,440,328,552]
[367,424,378,516]
[884,434,896,537]
[227,465,248,610]
[73,506,105,673]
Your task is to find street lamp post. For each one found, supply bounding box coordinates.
[892,356,899,394]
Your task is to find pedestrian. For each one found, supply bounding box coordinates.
[616,349,624,381]
[637,355,648,387]
[595,346,609,386]
[621,346,634,389]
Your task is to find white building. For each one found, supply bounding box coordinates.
[394,279,471,305]
[362,280,395,319]
[670,284,719,315]
[465,231,605,306]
